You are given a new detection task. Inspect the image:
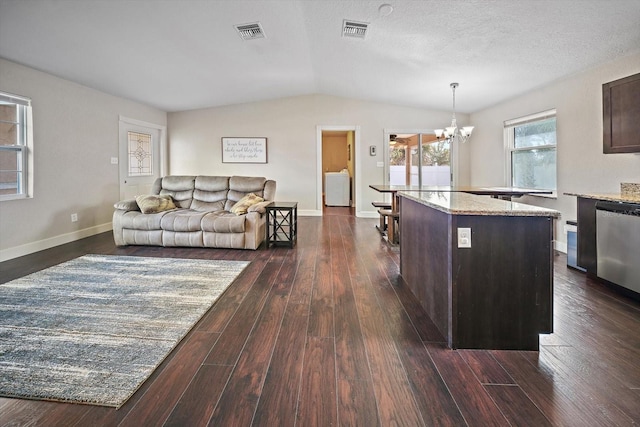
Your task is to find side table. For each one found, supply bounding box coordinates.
[265,202,298,248]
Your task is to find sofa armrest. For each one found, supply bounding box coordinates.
[247,200,272,215]
[114,199,140,211]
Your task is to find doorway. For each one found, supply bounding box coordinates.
[316,125,360,215]
[384,130,456,186]
[118,116,167,200]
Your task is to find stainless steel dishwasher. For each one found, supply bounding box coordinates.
[596,201,640,294]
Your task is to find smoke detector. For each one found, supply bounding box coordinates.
[342,20,368,39]
[234,22,266,41]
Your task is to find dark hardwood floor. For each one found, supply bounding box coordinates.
[1,210,639,426]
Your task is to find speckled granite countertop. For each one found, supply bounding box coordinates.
[399,191,561,217]
[564,192,640,204]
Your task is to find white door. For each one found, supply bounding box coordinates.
[119,119,164,200]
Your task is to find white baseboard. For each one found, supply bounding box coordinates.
[0,223,113,262]
[299,209,322,216]
[298,209,380,218]
[357,210,379,218]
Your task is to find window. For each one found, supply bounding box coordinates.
[127,131,153,176]
[504,109,556,192]
[388,133,452,186]
[0,91,32,200]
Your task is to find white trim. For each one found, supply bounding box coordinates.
[299,209,323,216]
[504,109,556,127]
[357,210,380,219]
[0,223,112,262]
[316,125,361,216]
[0,91,31,106]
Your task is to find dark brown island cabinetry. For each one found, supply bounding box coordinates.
[399,192,559,351]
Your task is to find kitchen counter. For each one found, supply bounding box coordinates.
[565,191,640,300]
[564,191,640,204]
[400,191,561,217]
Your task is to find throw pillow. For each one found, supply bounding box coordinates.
[136,194,177,214]
[230,193,264,215]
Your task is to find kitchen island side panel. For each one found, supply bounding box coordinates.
[451,215,554,349]
[399,196,452,344]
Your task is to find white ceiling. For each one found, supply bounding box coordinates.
[1,0,639,113]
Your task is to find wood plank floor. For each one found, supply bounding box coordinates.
[1,209,639,426]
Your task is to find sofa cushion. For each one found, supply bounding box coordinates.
[201,211,246,233]
[118,210,167,230]
[191,176,229,211]
[225,176,268,210]
[114,199,139,211]
[160,210,209,232]
[230,193,264,215]
[158,175,196,208]
[136,194,177,214]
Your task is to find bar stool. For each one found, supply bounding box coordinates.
[378,208,399,243]
[372,201,392,234]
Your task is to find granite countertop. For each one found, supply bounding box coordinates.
[564,192,640,204]
[399,191,561,217]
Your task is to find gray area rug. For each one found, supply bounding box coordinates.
[0,254,249,408]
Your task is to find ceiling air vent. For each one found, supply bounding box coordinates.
[234,22,265,41]
[342,20,368,39]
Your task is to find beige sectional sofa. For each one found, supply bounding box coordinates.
[113,175,276,250]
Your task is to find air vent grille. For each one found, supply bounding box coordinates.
[235,22,265,41]
[342,20,368,39]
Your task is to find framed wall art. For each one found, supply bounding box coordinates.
[222,137,268,163]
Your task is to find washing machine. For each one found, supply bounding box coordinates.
[325,171,350,206]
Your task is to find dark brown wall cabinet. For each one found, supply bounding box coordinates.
[603,72,640,154]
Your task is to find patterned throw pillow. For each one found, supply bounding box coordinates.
[230,193,264,215]
[135,194,177,214]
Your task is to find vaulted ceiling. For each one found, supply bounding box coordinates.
[1,0,639,113]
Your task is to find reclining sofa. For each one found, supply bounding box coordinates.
[113,175,276,250]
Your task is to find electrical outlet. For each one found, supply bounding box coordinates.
[71,213,78,223]
[458,227,471,248]
[110,157,119,164]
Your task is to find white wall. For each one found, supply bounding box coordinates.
[0,59,167,261]
[469,52,640,252]
[167,94,469,216]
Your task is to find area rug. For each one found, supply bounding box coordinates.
[0,254,249,408]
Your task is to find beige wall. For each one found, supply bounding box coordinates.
[469,51,640,251]
[0,58,167,260]
[167,94,466,216]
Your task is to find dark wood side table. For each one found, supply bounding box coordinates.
[266,202,298,248]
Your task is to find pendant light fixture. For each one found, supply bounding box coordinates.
[434,83,474,144]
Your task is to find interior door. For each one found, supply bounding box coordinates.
[119,119,162,200]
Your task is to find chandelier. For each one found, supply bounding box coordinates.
[434,83,474,144]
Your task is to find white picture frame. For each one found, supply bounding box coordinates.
[222,137,268,163]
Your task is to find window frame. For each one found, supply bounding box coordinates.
[0,91,33,201]
[504,109,557,196]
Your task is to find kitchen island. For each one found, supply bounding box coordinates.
[399,191,560,350]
